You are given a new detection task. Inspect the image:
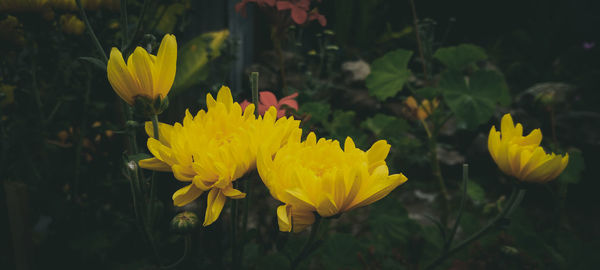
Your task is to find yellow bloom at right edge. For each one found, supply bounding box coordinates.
[488,113,568,182]
[258,132,407,233]
[107,34,177,105]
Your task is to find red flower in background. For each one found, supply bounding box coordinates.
[235,0,326,26]
[240,91,299,118]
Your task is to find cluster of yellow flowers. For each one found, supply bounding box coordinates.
[106,34,568,232]
[59,14,85,35]
[404,96,439,120]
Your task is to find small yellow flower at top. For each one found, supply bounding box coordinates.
[404,96,439,120]
[138,86,302,226]
[257,132,407,232]
[60,14,85,35]
[107,34,177,106]
[488,113,568,183]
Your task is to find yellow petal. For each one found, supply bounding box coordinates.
[522,128,542,146]
[222,183,246,199]
[206,93,217,109]
[138,157,172,172]
[344,136,356,152]
[154,34,177,98]
[316,194,338,217]
[405,96,418,110]
[500,113,515,139]
[277,204,292,232]
[129,47,156,98]
[290,207,316,233]
[172,164,194,181]
[172,184,203,206]
[203,188,227,226]
[144,121,174,146]
[107,48,138,104]
[216,86,233,111]
[367,140,390,169]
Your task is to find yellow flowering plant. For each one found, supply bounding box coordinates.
[139,86,301,226]
[258,131,407,232]
[107,33,177,113]
[488,113,569,183]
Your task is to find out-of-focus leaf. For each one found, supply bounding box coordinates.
[361,113,409,136]
[558,148,584,184]
[78,57,106,71]
[434,44,487,71]
[441,70,510,128]
[366,49,413,101]
[155,3,186,34]
[324,110,366,146]
[172,30,229,93]
[466,180,486,205]
[299,101,331,124]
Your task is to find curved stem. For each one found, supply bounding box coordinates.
[428,135,449,226]
[160,234,192,269]
[426,187,526,269]
[75,0,108,63]
[291,215,323,270]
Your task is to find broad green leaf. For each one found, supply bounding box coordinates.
[319,233,364,269]
[325,110,366,146]
[434,44,487,71]
[441,70,510,128]
[557,148,584,184]
[172,30,229,93]
[366,49,413,101]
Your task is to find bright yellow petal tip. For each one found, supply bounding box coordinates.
[488,113,569,182]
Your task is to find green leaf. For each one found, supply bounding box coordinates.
[433,44,487,71]
[441,70,510,128]
[557,148,584,184]
[78,57,106,71]
[325,110,366,146]
[366,49,413,101]
[172,30,229,93]
[361,114,409,136]
[299,101,331,124]
[319,233,365,269]
[155,3,186,34]
[466,180,486,205]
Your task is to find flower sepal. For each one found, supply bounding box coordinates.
[133,95,169,117]
[170,211,200,234]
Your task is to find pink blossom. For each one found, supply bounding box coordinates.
[240,91,299,118]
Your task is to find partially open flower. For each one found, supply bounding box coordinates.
[258,132,407,232]
[107,34,177,107]
[488,114,568,182]
[60,14,85,35]
[139,86,301,226]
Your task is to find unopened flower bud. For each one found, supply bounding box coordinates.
[170,211,199,234]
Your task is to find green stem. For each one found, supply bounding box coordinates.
[444,164,468,251]
[428,135,449,226]
[408,0,429,82]
[251,72,259,117]
[75,0,108,63]
[426,187,526,269]
[231,187,240,269]
[120,0,129,50]
[161,234,192,269]
[291,215,323,270]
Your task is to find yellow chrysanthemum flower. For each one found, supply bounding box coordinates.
[107,34,177,105]
[139,86,301,226]
[257,132,408,232]
[488,113,568,182]
[59,14,85,35]
[404,96,439,120]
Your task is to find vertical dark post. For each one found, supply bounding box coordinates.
[4,181,33,270]
[228,0,255,94]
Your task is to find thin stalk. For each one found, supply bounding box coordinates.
[408,0,429,82]
[124,0,150,52]
[291,215,323,270]
[148,114,160,224]
[445,164,469,251]
[76,0,108,63]
[161,234,192,269]
[120,0,129,50]
[426,187,526,269]
[428,135,449,226]
[231,187,240,269]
